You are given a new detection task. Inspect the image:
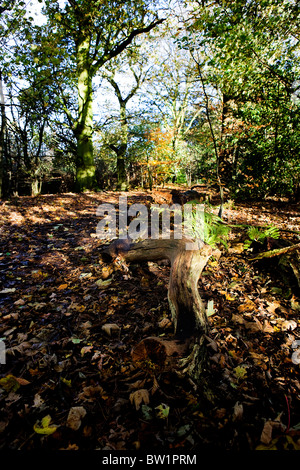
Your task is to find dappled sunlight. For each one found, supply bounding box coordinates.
[0,191,300,451]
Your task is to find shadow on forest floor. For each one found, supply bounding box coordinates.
[0,190,300,452]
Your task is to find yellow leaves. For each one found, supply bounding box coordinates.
[225,292,236,301]
[33,415,58,435]
[95,278,113,288]
[208,259,219,268]
[155,403,170,420]
[237,299,256,313]
[0,374,30,392]
[58,283,68,290]
[233,365,248,382]
[100,265,113,280]
[220,290,236,301]
[31,270,48,280]
[60,377,71,388]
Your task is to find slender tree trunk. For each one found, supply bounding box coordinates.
[75,35,97,191]
[117,154,127,190]
[116,104,128,190]
[0,70,6,199]
[106,78,131,191]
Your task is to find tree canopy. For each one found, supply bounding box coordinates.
[0,0,299,198]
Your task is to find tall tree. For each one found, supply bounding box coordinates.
[183,0,300,197]
[42,0,165,191]
[0,0,28,197]
[103,56,149,190]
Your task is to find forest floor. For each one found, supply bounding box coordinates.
[0,189,300,454]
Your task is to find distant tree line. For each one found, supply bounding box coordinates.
[0,0,299,200]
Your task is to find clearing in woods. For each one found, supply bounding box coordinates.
[0,189,300,451]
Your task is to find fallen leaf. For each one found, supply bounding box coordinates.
[77,385,104,402]
[33,394,44,408]
[101,266,113,279]
[206,299,216,317]
[260,421,273,445]
[238,300,256,313]
[66,406,87,431]
[0,288,16,294]
[291,349,300,365]
[14,298,25,306]
[58,284,68,290]
[129,389,150,410]
[71,337,81,344]
[0,375,30,392]
[101,323,120,336]
[232,402,243,421]
[291,296,300,311]
[225,292,236,301]
[79,272,92,279]
[233,365,248,381]
[95,278,113,288]
[266,300,281,314]
[34,415,58,435]
[281,320,297,331]
[155,403,170,419]
[80,345,94,356]
[60,377,71,387]
[157,317,172,328]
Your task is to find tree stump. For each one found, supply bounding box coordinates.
[103,237,217,382]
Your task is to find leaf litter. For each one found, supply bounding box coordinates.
[0,192,299,451]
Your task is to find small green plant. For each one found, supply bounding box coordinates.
[189,204,231,248]
[244,225,280,250]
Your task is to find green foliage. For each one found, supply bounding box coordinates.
[202,210,231,248]
[189,203,231,248]
[184,0,300,200]
[243,225,280,250]
[1,0,300,197]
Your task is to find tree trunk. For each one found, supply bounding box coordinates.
[75,35,96,191]
[103,237,217,382]
[0,70,6,199]
[117,156,127,191]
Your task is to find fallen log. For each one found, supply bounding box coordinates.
[250,241,300,289]
[250,241,300,261]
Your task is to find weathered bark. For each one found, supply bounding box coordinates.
[0,70,6,199]
[105,237,213,337]
[103,237,218,384]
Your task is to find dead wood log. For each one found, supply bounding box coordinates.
[250,242,300,261]
[250,242,300,289]
[104,237,214,338]
[103,237,218,383]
